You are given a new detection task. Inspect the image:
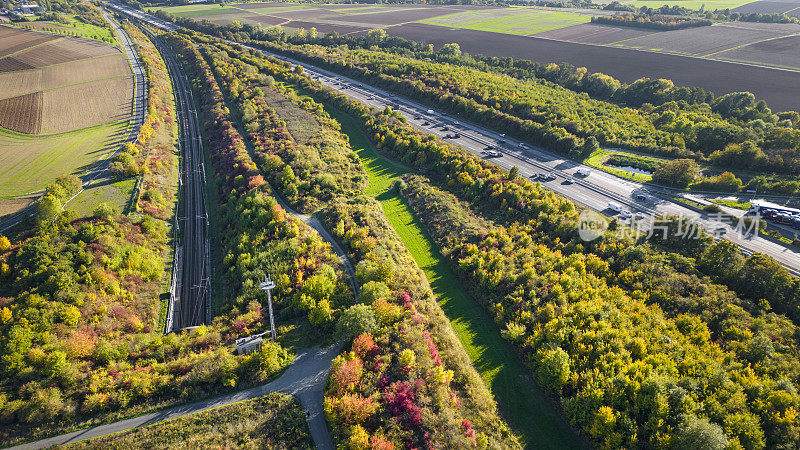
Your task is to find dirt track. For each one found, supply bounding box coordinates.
[384,23,800,112]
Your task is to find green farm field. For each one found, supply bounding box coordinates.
[18,14,117,44]
[0,122,127,197]
[420,8,591,35]
[327,106,581,449]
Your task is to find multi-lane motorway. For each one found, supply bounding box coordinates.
[138,25,210,331]
[107,2,800,276]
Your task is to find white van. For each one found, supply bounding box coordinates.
[576,168,591,177]
[608,202,623,213]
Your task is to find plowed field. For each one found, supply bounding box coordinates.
[42,76,134,134]
[0,92,43,134]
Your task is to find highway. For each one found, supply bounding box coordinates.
[138,24,210,331]
[107,2,800,276]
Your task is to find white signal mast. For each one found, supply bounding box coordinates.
[259,274,277,340]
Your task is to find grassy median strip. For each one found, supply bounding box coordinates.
[328,108,581,449]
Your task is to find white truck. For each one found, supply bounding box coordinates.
[607,202,623,213]
[576,167,591,177]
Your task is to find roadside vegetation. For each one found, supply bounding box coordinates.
[170,32,520,448]
[66,393,311,449]
[397,170,800,449]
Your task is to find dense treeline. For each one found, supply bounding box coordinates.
[173,32,520,448]
[0,27,310,445]
[154,11,800,190]
[591,13,713,30]
[602,1,800,24]
[400,173,800,449]
[197,42,367,213]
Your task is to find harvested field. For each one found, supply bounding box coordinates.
[232,1,297,8]
[243,14,290,26]
[716,34,800,69]
[615,23,793,56]
[0,54,130,100]
[385,23,800,111]
[338,7,460,25]
[715,21,800,32]
[11,37,120,68]
[0,122,127,196]
[421,8,592,35]
[0,70,42,101]
[733,0,800,13]
[0,26,57,58]
[284,20,369,35]
[168,6,245,18]
[245,7,344,19]
[0,92,43,134]
[0,57,34,73]
[534,23,657,44]
[41,76,133,134]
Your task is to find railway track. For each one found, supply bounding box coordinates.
[140,25,210,331]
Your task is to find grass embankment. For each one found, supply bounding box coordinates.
[328,108,581,449]
[17,15,117,43]
[64,393,311,449]
[583,148,655,183]
[421,8,591,36]
[711,198,751,210]
[0,122,128,197]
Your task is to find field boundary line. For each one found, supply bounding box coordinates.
[701,32,800,58]
[0,52,124,75]
[0,74,134,102]
[0,118,129,139]
[0,35,64,60]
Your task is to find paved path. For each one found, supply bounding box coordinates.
[12,344,341,450]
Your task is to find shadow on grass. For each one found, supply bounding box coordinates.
[323,104,584,449]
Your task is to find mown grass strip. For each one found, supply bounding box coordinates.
[328,108,582,449]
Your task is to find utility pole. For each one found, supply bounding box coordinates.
[259,274,277,340]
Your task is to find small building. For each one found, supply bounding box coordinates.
[15,3,42,15]
[234,331,270,355]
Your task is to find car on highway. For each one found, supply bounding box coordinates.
[454,121,460,125]
[453,133,461,138]
[442,126,449,131]
[634,212,646,220]
[483,150,503,158]
[635,193,648,202]
[427,109,434,114]
[608,202,624,213]
[564,177,574,184]
[619,210,632,219]
[576,168,591,177]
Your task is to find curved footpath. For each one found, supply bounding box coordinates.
[10,344,341,450]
